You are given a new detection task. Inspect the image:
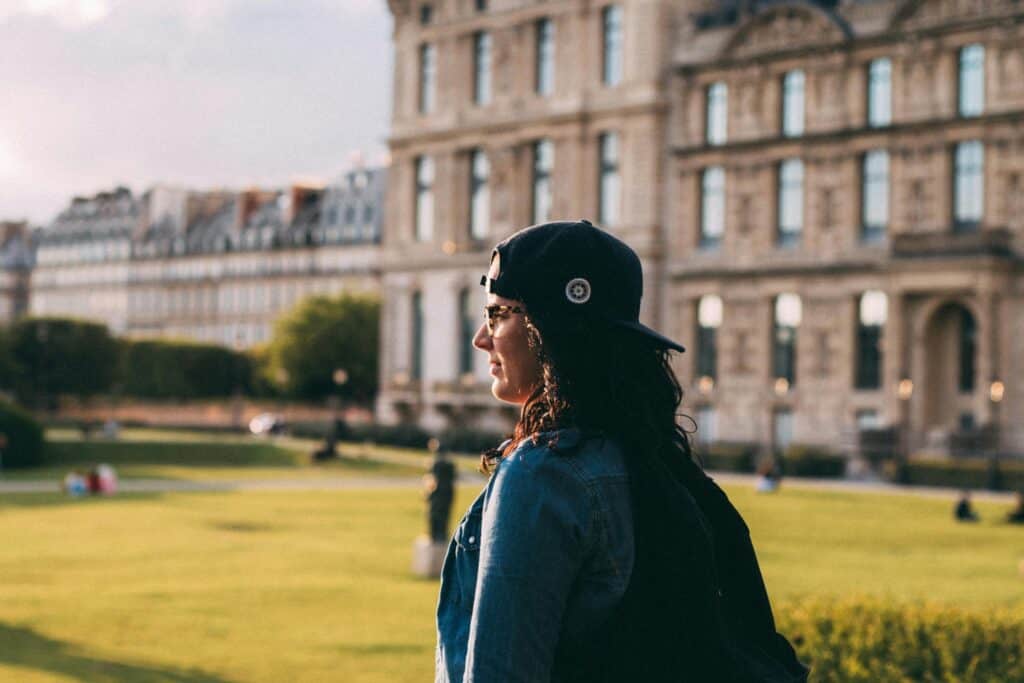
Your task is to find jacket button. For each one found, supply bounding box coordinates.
[468,536,476,544]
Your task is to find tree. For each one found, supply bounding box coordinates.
[8,317,120,409]
[268,294,380,404]
[120,339,253,399]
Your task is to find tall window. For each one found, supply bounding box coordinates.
[954,141,984,232]
[469,149,490,241]
[700,166,725,249]
[777,159,803,247]
[598,132,620,226]
[458,288,474,376]
[532,139,554,224]
[706,81,728,146]
[861,150,889,243]
[782,70,805,137]
[536,18,555,96]
[696,406,716,446]
[958,44,985,117]
[959,309,976,393]
[419,44,436,114]
[867,57,892,128]
[773,409,794,454]
[855,291,887,390]
[411,291,423,381]
[697,294,722,381]
[473,32,492,105]
[773,293,801,388]
[602,5,623,86]
[414,156,434,242]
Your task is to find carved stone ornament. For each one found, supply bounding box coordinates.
[724,7,848,60]
[893,0,1016,31]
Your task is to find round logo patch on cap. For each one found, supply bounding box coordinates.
[565,278,591,304]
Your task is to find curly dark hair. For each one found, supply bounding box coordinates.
[481,306,694,473]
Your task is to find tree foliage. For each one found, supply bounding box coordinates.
[120,339,252,399]
[268,294,380,403]
[6,317,120,408]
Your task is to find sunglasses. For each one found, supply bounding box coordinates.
[484,304,525,333]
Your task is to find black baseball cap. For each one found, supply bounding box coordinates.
[480,219,685,353]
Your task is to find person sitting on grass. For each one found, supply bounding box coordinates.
[954,490,979,523]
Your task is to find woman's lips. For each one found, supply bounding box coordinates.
[489,362,501,376]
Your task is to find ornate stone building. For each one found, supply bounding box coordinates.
[382,0,1024,456]
[667,0,1024,455]
[380,0,675,430]
[0,221,34,323]
[30,168,385,348]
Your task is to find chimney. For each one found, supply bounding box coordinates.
[287,183,325,225]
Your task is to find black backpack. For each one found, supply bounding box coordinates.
[553,450,809,682]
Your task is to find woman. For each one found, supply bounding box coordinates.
[436,220,807,682]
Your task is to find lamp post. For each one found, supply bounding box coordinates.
[896,376,913,485]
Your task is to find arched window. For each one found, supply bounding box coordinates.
[855,291,887,390]
[773,294,801,388]
[696,294,722,381]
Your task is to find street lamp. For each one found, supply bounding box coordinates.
[896,376,913,484]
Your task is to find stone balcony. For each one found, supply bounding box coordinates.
[890,227,1015,261]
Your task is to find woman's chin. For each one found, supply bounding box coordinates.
[491,380,526,406]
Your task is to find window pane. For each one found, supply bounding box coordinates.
[470,149,490,240]
[954,141,984,229]
[411,291,423,380]
[415,156,434,241]
[536,19,555,96]
[696,406,716,446]
[474,32,492,105]
[867,58,891,128]
[599,133,620,226]
[777,159,803,246]
[459,289,474,375]
[861,150,889,241]
[856,291,886,390]
[696,295,721,381]
[602,5,623,86]
[706,82,728,145]
[700,166,725,248]
[958,44,985,117]
[773,294,800,386]
[782,70,805,137]
[959,309,976,392]
[533,140,554,224]
[419,44,435,114]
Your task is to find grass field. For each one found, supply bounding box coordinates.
[2,478,1023,683]
[0,429,425,482]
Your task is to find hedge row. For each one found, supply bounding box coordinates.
[901,457,1024,492]
[121,340,252,400]
[776,597,1024,682]
[696,443,848,480]
[0,399,44,468]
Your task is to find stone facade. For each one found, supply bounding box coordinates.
[0,221,33,323]
[668,0,1024,455]
[30,169,385,348]
[382,0,1024,456]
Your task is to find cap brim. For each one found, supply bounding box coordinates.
[612,320,686,353]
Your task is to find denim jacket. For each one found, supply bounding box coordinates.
[435,429,633,683]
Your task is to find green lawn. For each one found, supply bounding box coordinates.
[0,429,425,481]
[1,482,1022,682]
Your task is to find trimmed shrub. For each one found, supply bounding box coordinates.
[782,444,847,479]
[0,399,44,468]
[438,428,508,455]
[777,597,1024,682]
[697,442,757,473]
[121,340,252,399]
[903,456,1024,492]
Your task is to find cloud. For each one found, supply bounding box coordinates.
[0,0,111,28]
[0,135,19,179]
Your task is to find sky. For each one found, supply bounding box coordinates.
[0,0,393,224]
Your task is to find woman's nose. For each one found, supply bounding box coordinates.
[472,321,492,351]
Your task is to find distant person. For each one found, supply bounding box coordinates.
[424,438,456,543]
[954,490,979,522]
[435,221,807,682]
[755,455,782,493]
[1006,491,1024,525]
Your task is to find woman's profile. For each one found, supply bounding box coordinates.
[435,220,808,682]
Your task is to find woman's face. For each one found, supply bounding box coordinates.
[472,256,542,405]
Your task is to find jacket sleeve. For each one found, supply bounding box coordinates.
[463,447,593,683]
